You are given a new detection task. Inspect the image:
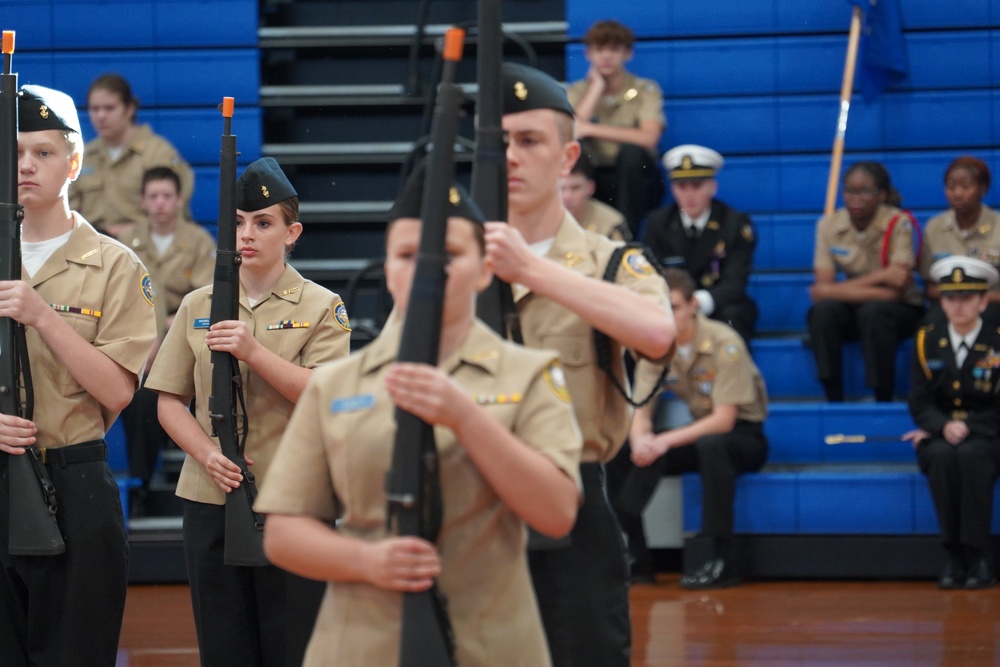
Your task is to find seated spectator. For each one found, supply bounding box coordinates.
[70,73,194,237]
[561,154,632,241]
[808,161,924,402]
[644,144,758,343]
[919,156,1000,324]
[908,256,1000,590]
[566,19,665,237]
[117,167,216,514]
[618,268,768,588]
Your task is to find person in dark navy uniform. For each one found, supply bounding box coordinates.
[908,255,1000,590]
[643,145,758,343]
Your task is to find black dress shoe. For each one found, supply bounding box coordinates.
[680,558,740,590]
[964,557,997,590]
[938,558,966,590]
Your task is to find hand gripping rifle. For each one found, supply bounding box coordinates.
[1,31,63,556]
[385,27,465,667]
[472,0,521,343]
[207,98,265,567]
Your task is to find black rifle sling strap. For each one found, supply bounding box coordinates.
[593,242,668,408]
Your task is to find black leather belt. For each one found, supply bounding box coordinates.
[40,440,107,467]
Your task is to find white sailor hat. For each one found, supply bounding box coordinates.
[662,144,724,181]
[930,255,999,293]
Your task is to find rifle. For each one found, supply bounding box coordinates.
[206,97,265,567]
[472,0,521,343]
[385,27,465,667]
[1,30,63,556]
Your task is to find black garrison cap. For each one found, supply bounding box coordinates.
[236,157,297,211]
[18,85,81,134]
[388,162,484,225]
[500,62,574,117]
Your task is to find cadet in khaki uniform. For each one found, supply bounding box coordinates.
[70,74,195,236]
[0,86,156,667]
[117,166,216,512]
[566,20,666,236]
[561,155,632,241]
[809,161,924,402]
[908,256,1000,590]
[145,158,351,667]
[919,156,1000,324]
[621,268,768,589]
[258,170,582,666]
[488,63,675,667]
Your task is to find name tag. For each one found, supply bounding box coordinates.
[830,247,850,257]
[193,318,211,329]
[331,394,375,414]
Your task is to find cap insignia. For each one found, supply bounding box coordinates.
[449,187,460,205]
[953,268,963,283]
[39,105,49,120]
[514,81,528,101]
[261,185,270,199]
[681,155,693,171]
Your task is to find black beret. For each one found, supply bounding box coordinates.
[501,63,574,118]
[18,85,81,134]
[388,162,484,225]
[236,157,297,212]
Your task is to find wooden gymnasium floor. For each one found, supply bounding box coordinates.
[117,575,1000,666]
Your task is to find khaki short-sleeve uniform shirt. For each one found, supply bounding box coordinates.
[255,317,582,667]
[26,214,157,448]
[145,264,351,505]
[119,219,215,334]
[813,205,923,306]
[513,212,671,463]
[566,72,665,166]
[919,206,1000,286]
[70,124,195,231]
[577,198,631,242]
[635,315,767,422]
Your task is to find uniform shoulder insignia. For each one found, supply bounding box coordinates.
[140,273,155,307]
[543,361,572,403]
[334,302,351,332]
[939,338,949,348]
[741,224,754,242]
[621,247,655,279]
[721,342,742,362]
[707,220,721,231]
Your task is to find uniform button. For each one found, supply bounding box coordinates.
[953,381,961,390]
[954,398,962,406]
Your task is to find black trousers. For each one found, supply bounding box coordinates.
[714,298,759,347]
[182,500,325,667]
[808,299,924,401]
[614,421,768,567]
[0,443,127,667]
[122,384,168,485]
[587,143,665,239]
[917,436,1000,553]
[529,463,631,667]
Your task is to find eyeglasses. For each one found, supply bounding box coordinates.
[843,187,880,198]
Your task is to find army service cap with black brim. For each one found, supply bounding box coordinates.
[19,84,81,134]
[236,157,297,212]
[500,62,574,118]
[662,144,724,181]
[388,162,484,226]
[931,255,1000,294]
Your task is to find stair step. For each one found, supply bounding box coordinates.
[259,21,568,48]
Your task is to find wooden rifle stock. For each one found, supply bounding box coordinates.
[472,0,520,342]
[385,27,465,667]
[207,98,265,567]
[0,31,63,556]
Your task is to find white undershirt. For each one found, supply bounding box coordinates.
[151,231,175,256]
[528,237,555,257]
[21,229,73,278]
